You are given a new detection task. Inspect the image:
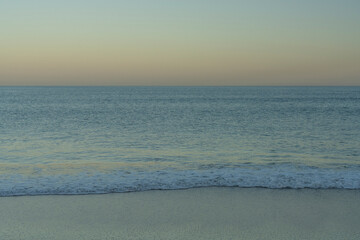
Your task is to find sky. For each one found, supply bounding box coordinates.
[0,0,359,86]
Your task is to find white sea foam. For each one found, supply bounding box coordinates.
[1,164,359,196]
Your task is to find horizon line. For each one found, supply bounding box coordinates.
[0,85,359,87]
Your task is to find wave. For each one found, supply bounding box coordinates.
[1,164,359,196]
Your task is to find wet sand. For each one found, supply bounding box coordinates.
[0,187,359,240]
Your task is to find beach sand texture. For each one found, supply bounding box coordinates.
[1,187,359,240]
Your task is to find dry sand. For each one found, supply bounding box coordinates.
[0,187,359,240]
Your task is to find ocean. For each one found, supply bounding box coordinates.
[0,86,359,196]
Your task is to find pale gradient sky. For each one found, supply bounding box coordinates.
[1,0,359,86]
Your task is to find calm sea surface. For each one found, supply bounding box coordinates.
[0,86,359,196]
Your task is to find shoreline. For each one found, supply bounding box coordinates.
[2,186,360,198]
[1,187,360,239]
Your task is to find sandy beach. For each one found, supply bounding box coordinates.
[0,187,359,240]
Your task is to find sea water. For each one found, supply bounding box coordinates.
[0,86,359,196]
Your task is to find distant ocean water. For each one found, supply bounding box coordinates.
[0,86,359,196]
